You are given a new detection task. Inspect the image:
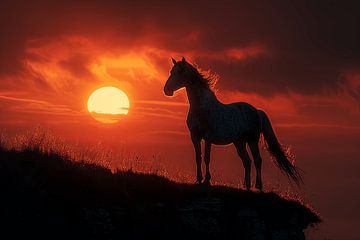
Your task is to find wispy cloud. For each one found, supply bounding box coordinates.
[133,111,184,121]
[0,95,49,105]
[0,94,81,117]
[339,70,360,106]
[135,100,187,107]
[277,123,360,130]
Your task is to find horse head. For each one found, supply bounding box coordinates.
[164,57,191,96]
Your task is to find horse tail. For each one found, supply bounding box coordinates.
[258,110,303,185]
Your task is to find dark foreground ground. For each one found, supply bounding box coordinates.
[0,147,320,240]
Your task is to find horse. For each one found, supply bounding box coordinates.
[163,57,302,191]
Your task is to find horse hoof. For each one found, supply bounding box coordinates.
[202,180,211,186]
[195,179,203,184]
[255,183,263,192]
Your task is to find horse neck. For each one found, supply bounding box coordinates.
[185,84,219,111]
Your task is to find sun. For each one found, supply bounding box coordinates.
[87,86,130,123]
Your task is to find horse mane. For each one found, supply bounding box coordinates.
[187,62,219,91]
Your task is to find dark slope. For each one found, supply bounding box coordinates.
[0,147,320,240]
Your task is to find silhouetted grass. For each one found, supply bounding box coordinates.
[0,141,320,240]
[0,127,193,182]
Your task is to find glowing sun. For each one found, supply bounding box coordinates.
[87,86,130,123]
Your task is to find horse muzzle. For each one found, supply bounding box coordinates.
[164,86,174,96]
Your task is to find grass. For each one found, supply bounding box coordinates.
[0,127,191,180]
[0,132,320,240]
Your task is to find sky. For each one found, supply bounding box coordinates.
[1,1,360,239]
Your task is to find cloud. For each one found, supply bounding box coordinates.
[90,52,163,86]
[277,123,360,131]
[339,70,360,105]
[225,46,268,61]
[0,1,359,93]
[219,89,360,129]
[134,100,187,107]
[1,0,360,132]
[0,0,359,101]
[0,93,81,117]
[0,95,48,105]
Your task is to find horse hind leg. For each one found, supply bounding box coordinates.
[234,141,251,190]
[249,140,263,191]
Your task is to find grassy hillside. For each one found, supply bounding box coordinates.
[0,145,320,240]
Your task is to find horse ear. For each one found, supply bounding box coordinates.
[172,58,177,65]
[182,56,186,62]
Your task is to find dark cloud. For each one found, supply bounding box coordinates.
[1,0,359,96]
[59,54,93,78]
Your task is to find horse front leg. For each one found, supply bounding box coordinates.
[235,141,251,190]
[203,141,212,185]
[191,134,203,184]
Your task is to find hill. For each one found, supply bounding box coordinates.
[0,146,320,240]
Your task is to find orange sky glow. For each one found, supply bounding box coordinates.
[1,1,360,239]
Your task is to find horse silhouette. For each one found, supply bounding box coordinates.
[164,57,302,191]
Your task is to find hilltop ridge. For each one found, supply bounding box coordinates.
[0,147,320,240]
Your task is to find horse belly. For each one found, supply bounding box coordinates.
[206,106,251,144]
[207,119,245,144]
[210,129,243,145]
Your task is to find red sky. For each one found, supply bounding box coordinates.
[1,1,360,239]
